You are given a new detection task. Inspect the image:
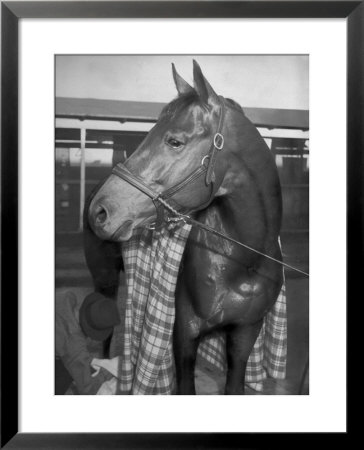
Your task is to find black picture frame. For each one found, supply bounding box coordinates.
[1,1,360,448]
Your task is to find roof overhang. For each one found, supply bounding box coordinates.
[56,97,309,130]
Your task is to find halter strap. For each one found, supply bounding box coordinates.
[112,164,159,201]
[205,97,226,185]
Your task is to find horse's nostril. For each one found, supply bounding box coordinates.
[94,204,108,225]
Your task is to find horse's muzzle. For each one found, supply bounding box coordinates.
[92,202,109,227]
[88,199,114,239]
[88,173,158,241]
[89,200,135,241]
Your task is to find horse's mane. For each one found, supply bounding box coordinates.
[224,97,245,116]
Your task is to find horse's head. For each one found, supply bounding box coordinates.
[88,61,233,241]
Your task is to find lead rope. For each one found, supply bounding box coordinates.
[153,195,309,278]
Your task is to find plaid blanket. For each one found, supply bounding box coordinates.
[93,223,287,394]
[197,284,287,392]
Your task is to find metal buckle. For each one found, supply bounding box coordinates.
[147,222,156,230]
[214,133,224,150]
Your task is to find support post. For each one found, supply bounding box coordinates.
[79,126,86,231]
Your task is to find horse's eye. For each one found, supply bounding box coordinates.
[167,138,183,149]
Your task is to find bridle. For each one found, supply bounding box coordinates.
[111,97,309,278]
[112,96,226,229]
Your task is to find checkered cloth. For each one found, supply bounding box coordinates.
[95,223,287,394]
[197,284,287,392]
[112,222,191,394]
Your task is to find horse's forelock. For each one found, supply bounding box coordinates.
[160,92,208,120]
[161,95,244,122]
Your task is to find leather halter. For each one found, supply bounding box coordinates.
[112,97,226,229]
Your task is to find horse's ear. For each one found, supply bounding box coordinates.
[172,63,194,96]
[193,60,219,106]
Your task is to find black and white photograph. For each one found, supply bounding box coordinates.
[55,55,309,396]
[2,0,357,442]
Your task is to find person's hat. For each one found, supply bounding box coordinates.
[79,292,120,341]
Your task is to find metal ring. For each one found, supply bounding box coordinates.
[214,133,224,150]
[201,155,210,167]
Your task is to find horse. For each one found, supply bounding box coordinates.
[86,60,283,394]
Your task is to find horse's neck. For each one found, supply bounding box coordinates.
[207,122,282,257]
[204,185,269,258]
